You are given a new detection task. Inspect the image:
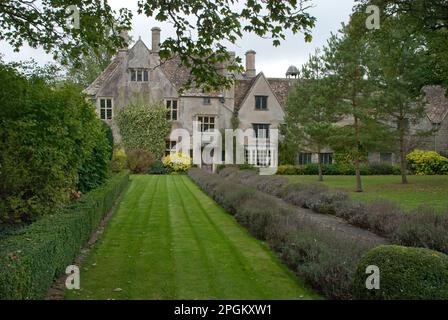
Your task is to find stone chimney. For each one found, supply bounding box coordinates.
[151,27,161,53]
[245,50,256,77]
[118,30,129,57]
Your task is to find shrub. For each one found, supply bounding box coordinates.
[282,228,370,300]
[407,149,448,175]
[0,172,129,299]
[126,149,155,174]
[0,64,111,224]
[111,148,128,173]
[276,164,400,176]
[148,160,172,175]
[77,122,113,193]
[353,245,448,300]
[116,104,171,160]
[393,207,448,254]
[306,192,349,215]
[280,182,329,207]
[163,152,192,172]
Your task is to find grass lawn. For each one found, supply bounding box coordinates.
[285,175,448,212]
[66,175,318,300]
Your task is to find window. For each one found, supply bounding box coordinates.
[99,98,113,120]
[319,153,333,165]
[198,116,215,132]
[144,70,149,82]
[165,140,177,156]
[380,152,393,164]
[203,97,211,105]
[130,68,149,82]
[298,153,312,165]
[166,100,178,120]
[257,149,271,167]
[255,96,268,110]
[253,123,270,139]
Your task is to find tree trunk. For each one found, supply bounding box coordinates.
[317,152,323,182]
[354,115,363,193]
[399,131,408,184]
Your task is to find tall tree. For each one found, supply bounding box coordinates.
[366,14,429,184]
[284,50,341,181]
[324,14,389,192]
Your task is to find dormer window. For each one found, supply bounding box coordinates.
[130,69,149,82]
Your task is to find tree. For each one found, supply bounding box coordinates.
[116,104,171,160]
[355,0,448,87]
[366,14,429,184]
[284,50,341,181]
[1,0,316,90]
[0,0,132,66]
[324,14,390,192]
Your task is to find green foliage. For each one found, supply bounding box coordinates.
[0,1,132,68]
[353,245,448,300]
[0,63,110,224]
[116,104,171,160]
[276,164,401,176]
[0,172,129,300]
[111,148,128,173]
[163,152,192,172]
[77,122,113,193]
[126,149,155,174]
[148,161,172,175]
[407,150,448,175]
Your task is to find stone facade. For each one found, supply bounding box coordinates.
[85,28,448,166]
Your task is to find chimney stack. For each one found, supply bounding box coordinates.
[245,50,256,77]
[118,30,129,57]
[151,27,161,53]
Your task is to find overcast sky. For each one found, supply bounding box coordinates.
[0,0,355,78]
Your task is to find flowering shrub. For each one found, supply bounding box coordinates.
[163,152,192,172]
[406,150,448,175]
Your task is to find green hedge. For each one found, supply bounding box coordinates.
[353,245,448,300]
[277,164,401,176]
[0,171,129,300]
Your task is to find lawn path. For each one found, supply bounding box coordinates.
[66,175,318,300]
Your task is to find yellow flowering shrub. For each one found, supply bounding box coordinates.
[406,150,448,175]
[163,152,192,172]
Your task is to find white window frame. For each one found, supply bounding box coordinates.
[99,98,113,120]
[166,99,178,121]
[253,123,270,139]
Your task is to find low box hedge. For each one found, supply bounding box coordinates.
[0,171,129,300]
[277,163,401,176]
[353,245,448,300]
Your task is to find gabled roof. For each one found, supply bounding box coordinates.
[159,55,222,97]
[84,56,124,96]
[423,85,448,124]
[234,73,296,110]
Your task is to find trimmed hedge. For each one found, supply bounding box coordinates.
[277,163,401,176]
[219,168,448,255]
[0,171,129,300]
[353,245,448,300]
